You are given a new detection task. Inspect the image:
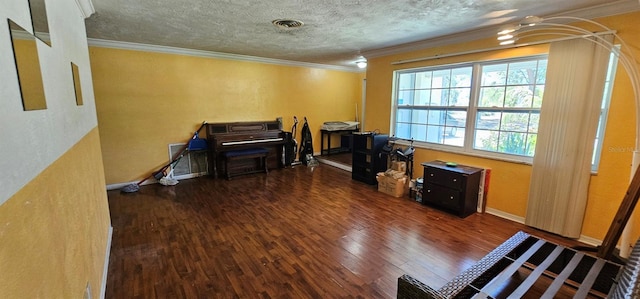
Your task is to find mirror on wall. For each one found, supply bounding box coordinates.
[71,62,83,106]
[8,19,47,111]
[28,0,51,46]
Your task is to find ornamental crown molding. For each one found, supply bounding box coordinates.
[362,0,640,59]
[74,0,95,18]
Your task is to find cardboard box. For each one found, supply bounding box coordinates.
[384,169,405,179]
[391,161,406,172]
[377,174,408,197]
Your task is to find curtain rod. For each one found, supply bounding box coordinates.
[391,30,617,65]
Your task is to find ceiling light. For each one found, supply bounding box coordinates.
[356,60,367,68]
[497,25,518,35]
[499,39,516,45]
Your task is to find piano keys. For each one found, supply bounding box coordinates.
[206,120,287,178]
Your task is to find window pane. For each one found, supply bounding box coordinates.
[525,134,537,156]
[398,73,415,90]
[533,85,544,108]
[528,113,540,133]
[479,87,505,107]
[447,111,466,128]
[498,132,527,155]
[396,123,411,140]
[476,111,500,130]
[444,129,463,146]
[505,86,533,108]
[427,110,445,125]
[415,90,430,106]
[426,125,443,143]
[412,109,428,123]
[415,72,432,89]
[501,112,530,132]
[475,130,498,151]
[481,64,507,86]
[432,69,451,88]
[452,67,473,87]
[507,60,540,85]
[411,124,427,140]
[398,90,414,106]
[397,108,411,122]
[536,60,548,84]
[430,89,449,105]
[450,88,470,106]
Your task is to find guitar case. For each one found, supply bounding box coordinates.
[299,117,314,165]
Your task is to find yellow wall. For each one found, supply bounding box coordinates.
[90,47,364,184]
[0,128,111,299]
[12,38,46,110]
[364,12,640,242]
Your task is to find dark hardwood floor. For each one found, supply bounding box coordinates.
[105,164,586,298]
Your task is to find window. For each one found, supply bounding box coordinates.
[395,65,472,146]
[592,50,618,172]
[474,58,547,157]
[392,54,616,165]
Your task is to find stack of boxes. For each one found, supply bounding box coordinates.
[376,161,408,197]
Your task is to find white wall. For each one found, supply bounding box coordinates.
[0,0,97,204]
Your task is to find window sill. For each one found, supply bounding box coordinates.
[400,140,601,176]
[393,140,533,166]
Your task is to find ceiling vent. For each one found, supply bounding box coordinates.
[272,19,304,29]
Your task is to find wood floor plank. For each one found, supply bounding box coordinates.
[105,164,587,298]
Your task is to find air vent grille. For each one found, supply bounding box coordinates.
[272,19,304,29]
[168,143,208,179]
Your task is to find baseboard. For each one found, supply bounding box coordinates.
[577,234,601,247]
[485,208,525,224]
[100,226,113,299]
[486,208,603,246]
[316,157,352,172]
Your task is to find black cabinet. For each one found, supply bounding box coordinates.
[421,160,482,218]
[352,133,388,184]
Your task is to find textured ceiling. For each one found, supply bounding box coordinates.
[64,0,640,70]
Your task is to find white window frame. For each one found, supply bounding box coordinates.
[592,50,618,172]
[391,53,616,167]
[391,55,548,164]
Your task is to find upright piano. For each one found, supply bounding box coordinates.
[206,120,286,178]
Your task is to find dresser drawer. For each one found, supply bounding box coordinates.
[423,182,462,211]
[424,166,465,189]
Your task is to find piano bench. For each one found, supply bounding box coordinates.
[223,148,270,180]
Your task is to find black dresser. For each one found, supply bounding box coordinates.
[421,160,483,218]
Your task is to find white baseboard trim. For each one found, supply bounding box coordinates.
[100,226,113,299]
[485,208,525,224]
[316,157,352,172]
[486,208,603,246]
[577,234,601,247]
